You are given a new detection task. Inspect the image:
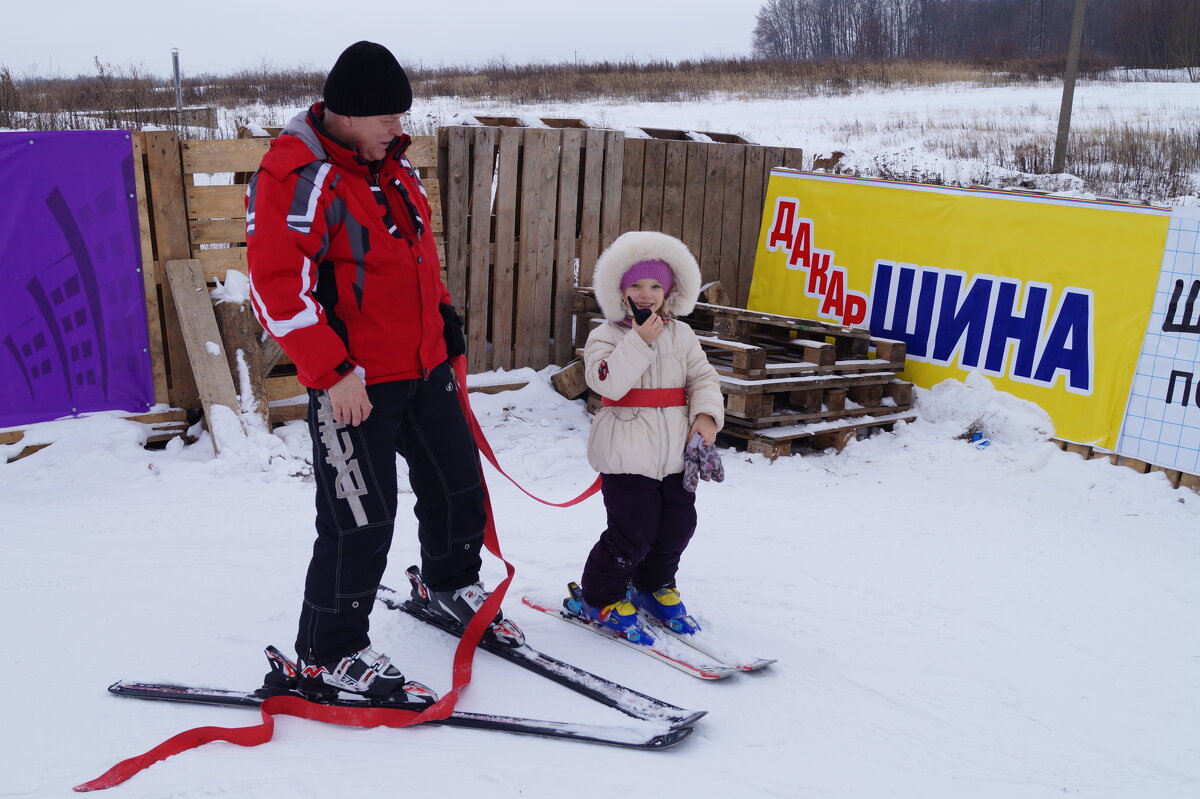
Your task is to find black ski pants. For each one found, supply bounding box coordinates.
[296,361,486,665]
[580,472,697,608]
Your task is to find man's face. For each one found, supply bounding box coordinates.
[343,113,405,161]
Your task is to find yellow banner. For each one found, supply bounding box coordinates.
[747,170,1171,447]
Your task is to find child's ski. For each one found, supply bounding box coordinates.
[640,617,777,672]
[520,591,740,680]
[378,571,705,728]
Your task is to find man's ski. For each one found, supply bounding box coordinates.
[521,591,740,680]
[379,570,705,728]
[641,617,777,672]
[108,680,692,750]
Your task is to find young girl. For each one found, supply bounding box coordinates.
[564,231,725,644]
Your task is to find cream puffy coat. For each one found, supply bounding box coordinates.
[583,230,724,479]
[585,321,725,479]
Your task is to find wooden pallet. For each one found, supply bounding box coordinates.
[719,409,919,459]
[1,409,190,463]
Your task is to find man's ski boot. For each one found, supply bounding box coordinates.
[257,644,437,706]
[564,582,656,645]
[629,586,702,635]
[406,565,525,648]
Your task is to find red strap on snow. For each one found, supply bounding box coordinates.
[601,387,687,408]
[75,355,595,792]
[74,695,441,792]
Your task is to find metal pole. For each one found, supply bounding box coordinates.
[172,48,183,113]
[1052,0,1087,173]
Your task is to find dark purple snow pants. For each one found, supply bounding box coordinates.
[580,472,698,608]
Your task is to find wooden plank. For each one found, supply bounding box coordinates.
[620,137,645,234]
[720,370,891,396]
[165,259,247,454]
[214,300,269,427]
[782,146,806,171]
[442,126,470,313]
[639,139,667,232]
[700,143,728,284]
[423,178,444,236]
[681,142,707,264]
[131,134,169,405]
[186,184,246,219]
[578,129,606,286]
[468,381,530,395]
[550,359,588,399]
[491,127,520,371]
[661,140,687,239]
[738,145,767,308]
[600,130,624,251]
[142,130,198,410]
[190,218,247,247]
[760,145,786,175]
[467,127,496,373]
[720,145,746,302]
[181,138,270,175]
[269,403,309,424]
[531,129,559,369]
[516,130,546,368]
[554,129,583,365]
[266,373,306,403]
[406,135,439,170]
[195,247,248,274]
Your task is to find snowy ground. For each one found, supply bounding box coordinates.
[2,369,1198,798]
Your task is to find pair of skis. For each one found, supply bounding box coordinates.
[109,568,773,751]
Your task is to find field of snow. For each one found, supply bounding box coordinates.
[389,71,1200,205]
[2,368,1198,798]
[3,79,1199,798]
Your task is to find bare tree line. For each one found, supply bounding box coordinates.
[752,0,1200,68]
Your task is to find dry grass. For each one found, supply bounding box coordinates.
[2,55,1195,199]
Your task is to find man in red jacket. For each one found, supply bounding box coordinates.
[247,41,520,703]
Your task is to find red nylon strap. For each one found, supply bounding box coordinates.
[455,358,602,507]
[75,355,595,792]
[602,387,687,408]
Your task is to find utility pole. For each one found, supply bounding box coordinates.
[172,48,183,113]
[1052,0,1088,173]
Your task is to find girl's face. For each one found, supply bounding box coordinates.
[624,279,666,315]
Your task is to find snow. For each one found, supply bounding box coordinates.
[4,81,1200,797]
[3,367,1198,798]
[210,270,252,305]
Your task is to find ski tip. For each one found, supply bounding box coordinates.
[648,723,696,749]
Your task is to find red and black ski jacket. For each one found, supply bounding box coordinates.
[246,103,451,390]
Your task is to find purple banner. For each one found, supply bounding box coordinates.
[0,131,154,429]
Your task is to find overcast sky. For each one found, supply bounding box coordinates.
[3,0,762,78]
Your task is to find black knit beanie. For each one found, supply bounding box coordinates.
[323,41,412,116]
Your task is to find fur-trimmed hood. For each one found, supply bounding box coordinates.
[592,231,702,322]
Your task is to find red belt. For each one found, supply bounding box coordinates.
[602,388,687,407]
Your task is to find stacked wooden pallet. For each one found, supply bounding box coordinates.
[568,286,916,459]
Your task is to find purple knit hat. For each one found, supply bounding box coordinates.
[619,259,674,296]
